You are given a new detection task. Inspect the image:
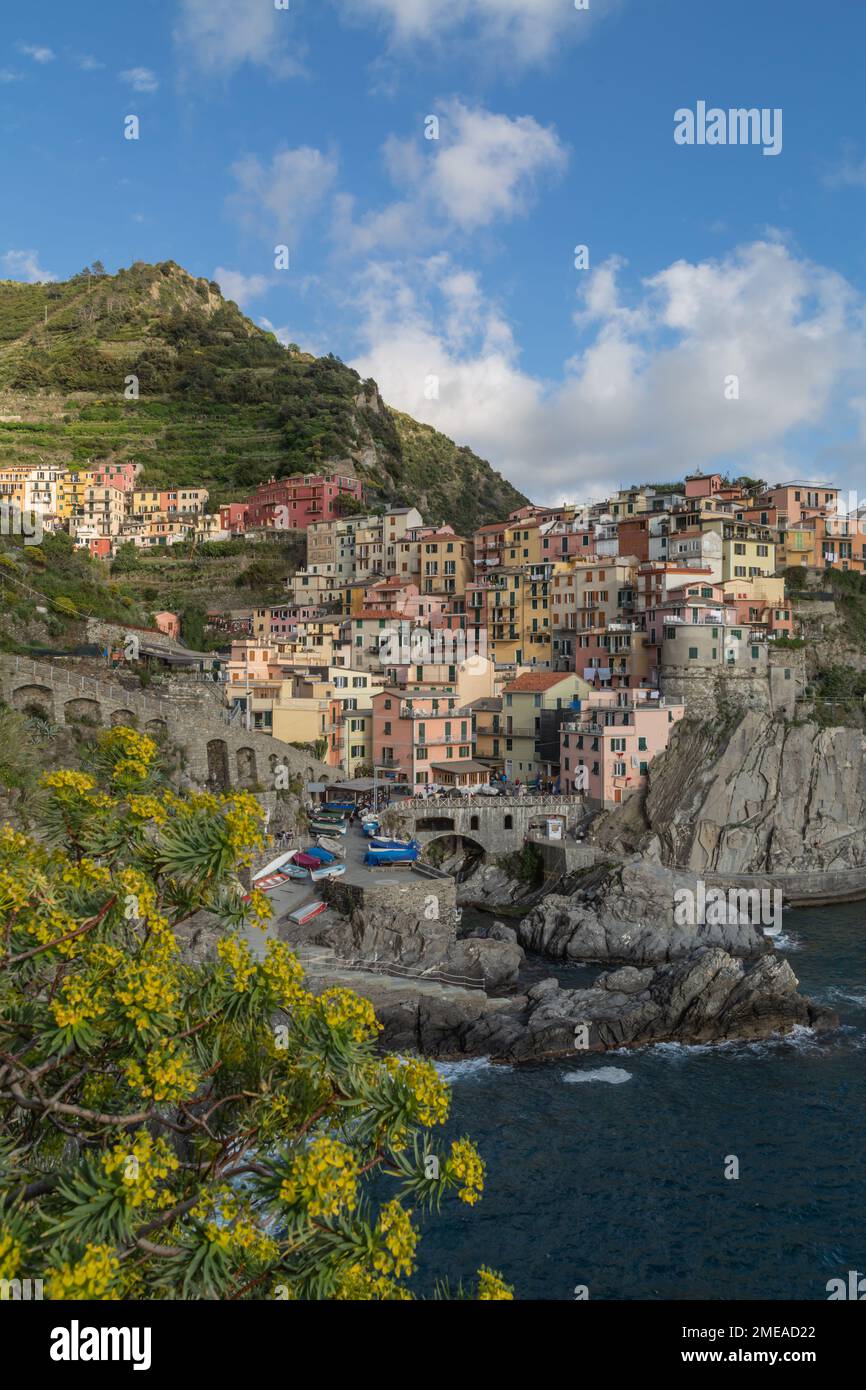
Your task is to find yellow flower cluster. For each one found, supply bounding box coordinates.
[0,1226,22,1281]
[279,1136,359,1219]
[115,958,178,1033]
[47,1243,121,1301]
[246,887,272,930]
[41,769,96,795]
[476,1267,514,1300]
[333,1264,413,1301]
[261,940,313,1014]
[196,1190,280,1264]
[385,1056,450,1127]
[126,794,168,825]
[102,1130,180,1211]
[223,792,267,864]
[447,1138,485,1206]
[59,857,112,893]
[374,1199,417,1278]
[217,936,257,994]
[318,987,382,1044]
[124,1039,198,1104]
[100,727,158,783]
[51,973,110,1030]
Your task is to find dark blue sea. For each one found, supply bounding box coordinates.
[415,903,866,1300]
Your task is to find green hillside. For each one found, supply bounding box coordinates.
[0,260,526,533]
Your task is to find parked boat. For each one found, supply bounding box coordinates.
[323,802,355,813]
[291,851,321,869]
[253,850,296,882]
[305,846,337,864]
[370,835,416,850]
[316,836,345,858]
[365,844,420,865]
[310,863,347,882]
[285,865,310,880]
[289,900,328,925]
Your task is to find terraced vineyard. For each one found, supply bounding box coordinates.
[0,260,526,530]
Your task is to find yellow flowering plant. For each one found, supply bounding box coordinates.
[0,727,512,1301]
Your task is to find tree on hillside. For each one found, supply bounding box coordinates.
[0,728,512,1300]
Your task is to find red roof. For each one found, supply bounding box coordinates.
[504,672,575,693]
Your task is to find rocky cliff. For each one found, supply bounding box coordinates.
[633,712,866,875]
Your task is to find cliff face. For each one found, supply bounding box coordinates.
[640,712,866,875]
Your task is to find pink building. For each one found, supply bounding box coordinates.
[153,611,181,640]
[560,689,685,808]
[87,463,138,494]
[684,471,723,500]
[219,502,249,534]
[246,473,363,531]
[371,688,475,790]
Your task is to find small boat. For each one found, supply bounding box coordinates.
[246,871,290,894]
[286,865,310,880]
[323,802,355,813]
[291,852,321,869]
[289,900,328,926]
[305,846,337,864]
[311,820,347,836]
[310,863,347,882]
[362,820,381,837]
[365,844,420,865]
[253,850,296,882]
[370,835,415,850]
[316,836,345,859]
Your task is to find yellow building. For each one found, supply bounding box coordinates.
[487,566,553,667]
[419,527,473,599]
[502,670,591,781]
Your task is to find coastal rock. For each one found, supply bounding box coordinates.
[355,946,835,1062]
[519,858,769,965]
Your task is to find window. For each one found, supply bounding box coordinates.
[504,815,513,830]
[638,737,647,751]
[751,647,759,660]
[688,647,698,660]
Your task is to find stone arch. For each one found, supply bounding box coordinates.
[420,831,486,875]
[64,697,102,727]
[11,683,54,718]
[145,718,168,739]
[207,739,230,791]
[110,708,138,728]
[236,747,258,788]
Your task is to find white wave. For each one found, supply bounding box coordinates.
[562,1066,632,1085]
[434,1058,504,1081]
[771,933,803,952]
[818,987,866,1008]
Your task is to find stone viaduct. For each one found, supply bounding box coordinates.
[0,655,330,793]
[381,795,584,858]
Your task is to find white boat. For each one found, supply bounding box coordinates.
[310,863,347,882]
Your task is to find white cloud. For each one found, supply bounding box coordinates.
[2,249,57,283]
[338,0,620,66]
[0,69,23,83]
[120,67,159,93]
[213,266,271,307]
[350,241,865,503]
[79,55,104,72]
[259,316,322,355]
[174,0,302,77]
[337,100,567,254]
[18,43,54,63]
[227,147,339,243]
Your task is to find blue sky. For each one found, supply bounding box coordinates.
[2,0,866,503]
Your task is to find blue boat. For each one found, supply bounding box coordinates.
[324,802,355,813]
[305,846,337,864]
[365,843,420,865]
[370,836,415,850]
